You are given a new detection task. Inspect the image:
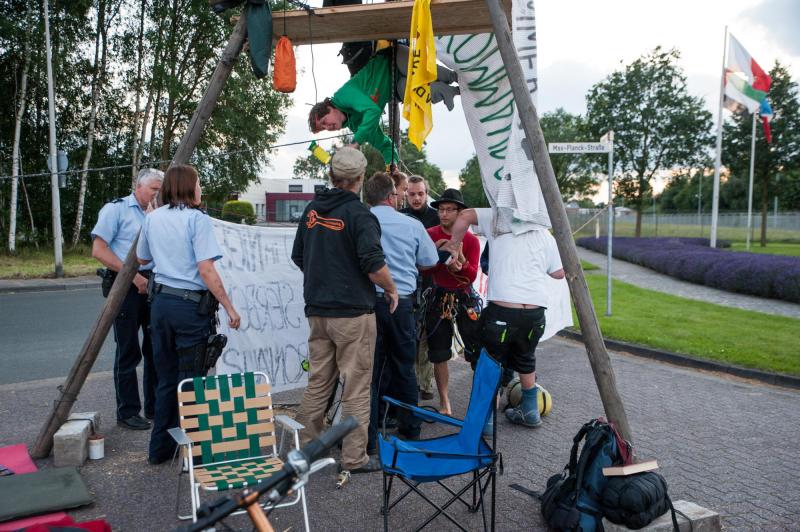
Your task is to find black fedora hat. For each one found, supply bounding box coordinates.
[431,188,468,209]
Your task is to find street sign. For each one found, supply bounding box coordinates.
[548,142,611,154]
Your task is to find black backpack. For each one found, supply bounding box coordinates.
[539,419,626,531]
[601,472,685,531]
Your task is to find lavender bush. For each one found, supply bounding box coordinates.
[577,237,800,303]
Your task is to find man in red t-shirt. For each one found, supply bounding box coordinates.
[423,189,480,415]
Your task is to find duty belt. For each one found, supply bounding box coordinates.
[155,283,206,303]
[376,293,415,300]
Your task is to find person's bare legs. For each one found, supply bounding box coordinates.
[434,361,451,415]
[519,371,536,390]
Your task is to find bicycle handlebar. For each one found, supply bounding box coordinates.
[178,416,358,532]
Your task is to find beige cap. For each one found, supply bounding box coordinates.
[331,147,367,180]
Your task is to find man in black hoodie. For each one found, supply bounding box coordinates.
[292,147,398,482]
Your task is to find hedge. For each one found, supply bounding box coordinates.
[221,200,256,225]
[577,236,800,303]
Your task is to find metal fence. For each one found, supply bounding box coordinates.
[567,209,800,242]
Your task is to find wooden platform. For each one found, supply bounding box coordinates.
[272,0,511,46]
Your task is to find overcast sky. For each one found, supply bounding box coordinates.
[263,0,800,190]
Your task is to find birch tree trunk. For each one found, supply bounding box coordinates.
[8,4,33,253]
[71,0,111,246]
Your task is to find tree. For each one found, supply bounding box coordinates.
[72,0,119,247]
[458,155,489,208]
[7,2,34,253]
[0,1,291,249]
[585,47,713,236]
[658,170,715,213]
[721,62,800,246]
[540,108,597,200]
[292,153,328,180]
[777,168,800,211]
[398,135,446,196]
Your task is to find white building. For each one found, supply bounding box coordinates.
[238,178,328,222]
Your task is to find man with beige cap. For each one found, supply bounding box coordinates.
[292,147,398,485]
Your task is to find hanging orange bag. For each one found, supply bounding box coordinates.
[273,36,296,93]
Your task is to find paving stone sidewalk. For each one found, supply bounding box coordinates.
[0,275,99,294]
[2,337,798,531]
[577,247,800,319]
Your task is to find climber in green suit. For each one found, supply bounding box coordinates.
[308,46,459,165]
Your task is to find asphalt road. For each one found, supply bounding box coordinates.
[0,288,116,385]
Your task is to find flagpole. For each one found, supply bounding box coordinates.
[746,112,757,250]
[710,26,728,248]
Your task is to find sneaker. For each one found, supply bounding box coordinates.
[505,407,542,428]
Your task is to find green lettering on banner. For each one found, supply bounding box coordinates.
[479,100,515,125]
[445,34,495,65]
[488,134,510,160]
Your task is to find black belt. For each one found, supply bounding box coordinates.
[155,283,206,303]
[377,293,415,300]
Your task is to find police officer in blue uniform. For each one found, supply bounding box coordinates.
[92,168,163,430]
[136,164,241,464]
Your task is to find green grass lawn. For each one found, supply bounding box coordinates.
[581,260,599,271]
[0,247,98,279]
[728,241,800,257]
[611,221,800,242]
[574,273,800,376]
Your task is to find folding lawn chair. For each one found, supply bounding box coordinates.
[169,372,310,530]
[378,350,502,531]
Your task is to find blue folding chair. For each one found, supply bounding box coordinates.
[378,350,502,531]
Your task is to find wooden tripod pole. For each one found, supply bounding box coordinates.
[484,0,633,443]
[32,14,249,458]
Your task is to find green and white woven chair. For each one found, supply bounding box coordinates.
[169,372,309,529]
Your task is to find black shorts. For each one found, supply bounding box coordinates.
[424,290,478,364]
[479,303,546,375]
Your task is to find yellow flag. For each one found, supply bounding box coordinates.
[402,0,437,150]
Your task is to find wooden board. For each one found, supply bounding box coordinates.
[272,0,512,46]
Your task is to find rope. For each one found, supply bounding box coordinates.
[0,133,350,182]
[571,206,609,236]
[53,384,79,412]
[307,9,317,104]
[389,42,399,168]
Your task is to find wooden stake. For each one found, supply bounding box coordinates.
[31,14,249,458]
[484,0,633,443]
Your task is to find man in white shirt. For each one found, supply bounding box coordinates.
[443,207,565,429]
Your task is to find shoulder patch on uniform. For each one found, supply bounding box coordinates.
[111,198,124,204]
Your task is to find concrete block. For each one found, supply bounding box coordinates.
[68,411,101,434]
[54,418,91,467]
[603,500,721,532]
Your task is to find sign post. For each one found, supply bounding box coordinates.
[600,132,614,316]
[548,138,615,315]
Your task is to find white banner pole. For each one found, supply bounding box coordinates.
[710,26,728,248]
[606,143,614,316]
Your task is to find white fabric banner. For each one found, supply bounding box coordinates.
[211,220,309,392]
[436,0,550,232]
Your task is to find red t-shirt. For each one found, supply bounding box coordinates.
[425,226,480,291]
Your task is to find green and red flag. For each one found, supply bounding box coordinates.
[723,34,772,114]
